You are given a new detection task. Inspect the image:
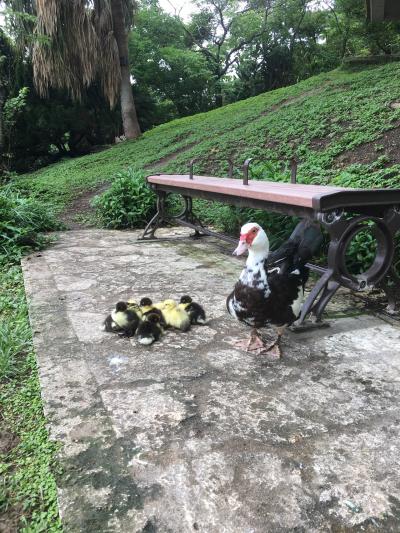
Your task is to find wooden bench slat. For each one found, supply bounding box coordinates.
[147,174,345,209]
[147,174,400,212]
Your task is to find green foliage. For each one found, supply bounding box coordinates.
[3,86,29,129]
[92,168,156,228]
[0,265,62,531]
[345,224,378,276]
[4,81,121,174]
[0,182,62,529]
[129,4,214,124]
[5,0,400,174]
[14,61,400,203]
[198,199,298,248]
[0,186,61,261]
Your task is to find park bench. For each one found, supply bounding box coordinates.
[140,160,400,325]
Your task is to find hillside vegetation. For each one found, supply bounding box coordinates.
[15,61,400,211]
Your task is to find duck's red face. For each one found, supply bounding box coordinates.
[233,224,260,256]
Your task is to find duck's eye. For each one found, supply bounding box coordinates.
[252,228,257,233]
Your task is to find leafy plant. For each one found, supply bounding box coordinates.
[92,167,156,229]
[3,87,29,130]
[345,224,378,276]
[0,186,61,261]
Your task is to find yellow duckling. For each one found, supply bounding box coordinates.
[127,299,143,319]
[157,299,190,332]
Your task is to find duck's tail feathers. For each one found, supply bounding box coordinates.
[289,219,323,265]
[267,220,323,277]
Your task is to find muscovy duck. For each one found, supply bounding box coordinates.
[226,219,323,357]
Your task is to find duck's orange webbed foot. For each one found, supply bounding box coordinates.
[231,329,271,354]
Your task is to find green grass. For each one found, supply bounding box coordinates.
[0,189,62,531]
[0,265,62,532]
[14,62,400,211]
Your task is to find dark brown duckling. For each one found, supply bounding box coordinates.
[136,313,163,345]
[179,295,206,325]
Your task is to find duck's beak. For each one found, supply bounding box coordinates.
[233,235,248,256]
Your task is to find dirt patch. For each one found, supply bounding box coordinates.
[0,428,19,456]
[59,182,109,230]
[336,125,400,167]
[146,142,198,171]
[0,427,23,533]
[0,504,24,533]
[309,137,331,152]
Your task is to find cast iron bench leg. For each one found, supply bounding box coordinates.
[177,196,206,238]
[379,266,400,314]
[139,192,207,240]
[139,191,167,240]
[294,206,400,327]
[292,269,334,330]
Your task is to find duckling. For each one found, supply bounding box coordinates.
[157,299,190,332]
[179,295,206,325]
[127,299,143,319]
[104,301,140,337]
[136,313,163,345]
[139,297,166,327]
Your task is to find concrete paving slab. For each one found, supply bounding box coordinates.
[22,229,400,532]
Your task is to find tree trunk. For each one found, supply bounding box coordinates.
[214,78,223,107]
[0,87,4,154]
[110,0,141,139]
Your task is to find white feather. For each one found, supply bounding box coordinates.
[138,336,154,345]
[228,297,238,318]
[291,286,304,318]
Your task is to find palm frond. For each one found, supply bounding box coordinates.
[32,0,131,106]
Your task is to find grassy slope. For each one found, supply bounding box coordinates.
[16,62,400,210]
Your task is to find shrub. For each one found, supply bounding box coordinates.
[0,187,61,262]
[92,168,156,229]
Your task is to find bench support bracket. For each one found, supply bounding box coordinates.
[295,206,400,325]
[139,192,207,240]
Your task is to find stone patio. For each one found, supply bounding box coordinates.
[22,229,400,532]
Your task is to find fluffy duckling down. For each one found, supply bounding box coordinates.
[104,302,140,337]
[156,299,190,332]
[127,299,143,319]
[137,313,163,345]
[139,297,166,327]
[178,295,206,325]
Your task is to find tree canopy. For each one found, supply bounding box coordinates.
[1,0,400,175]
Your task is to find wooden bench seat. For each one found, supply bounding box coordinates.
[147,174,400,215]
